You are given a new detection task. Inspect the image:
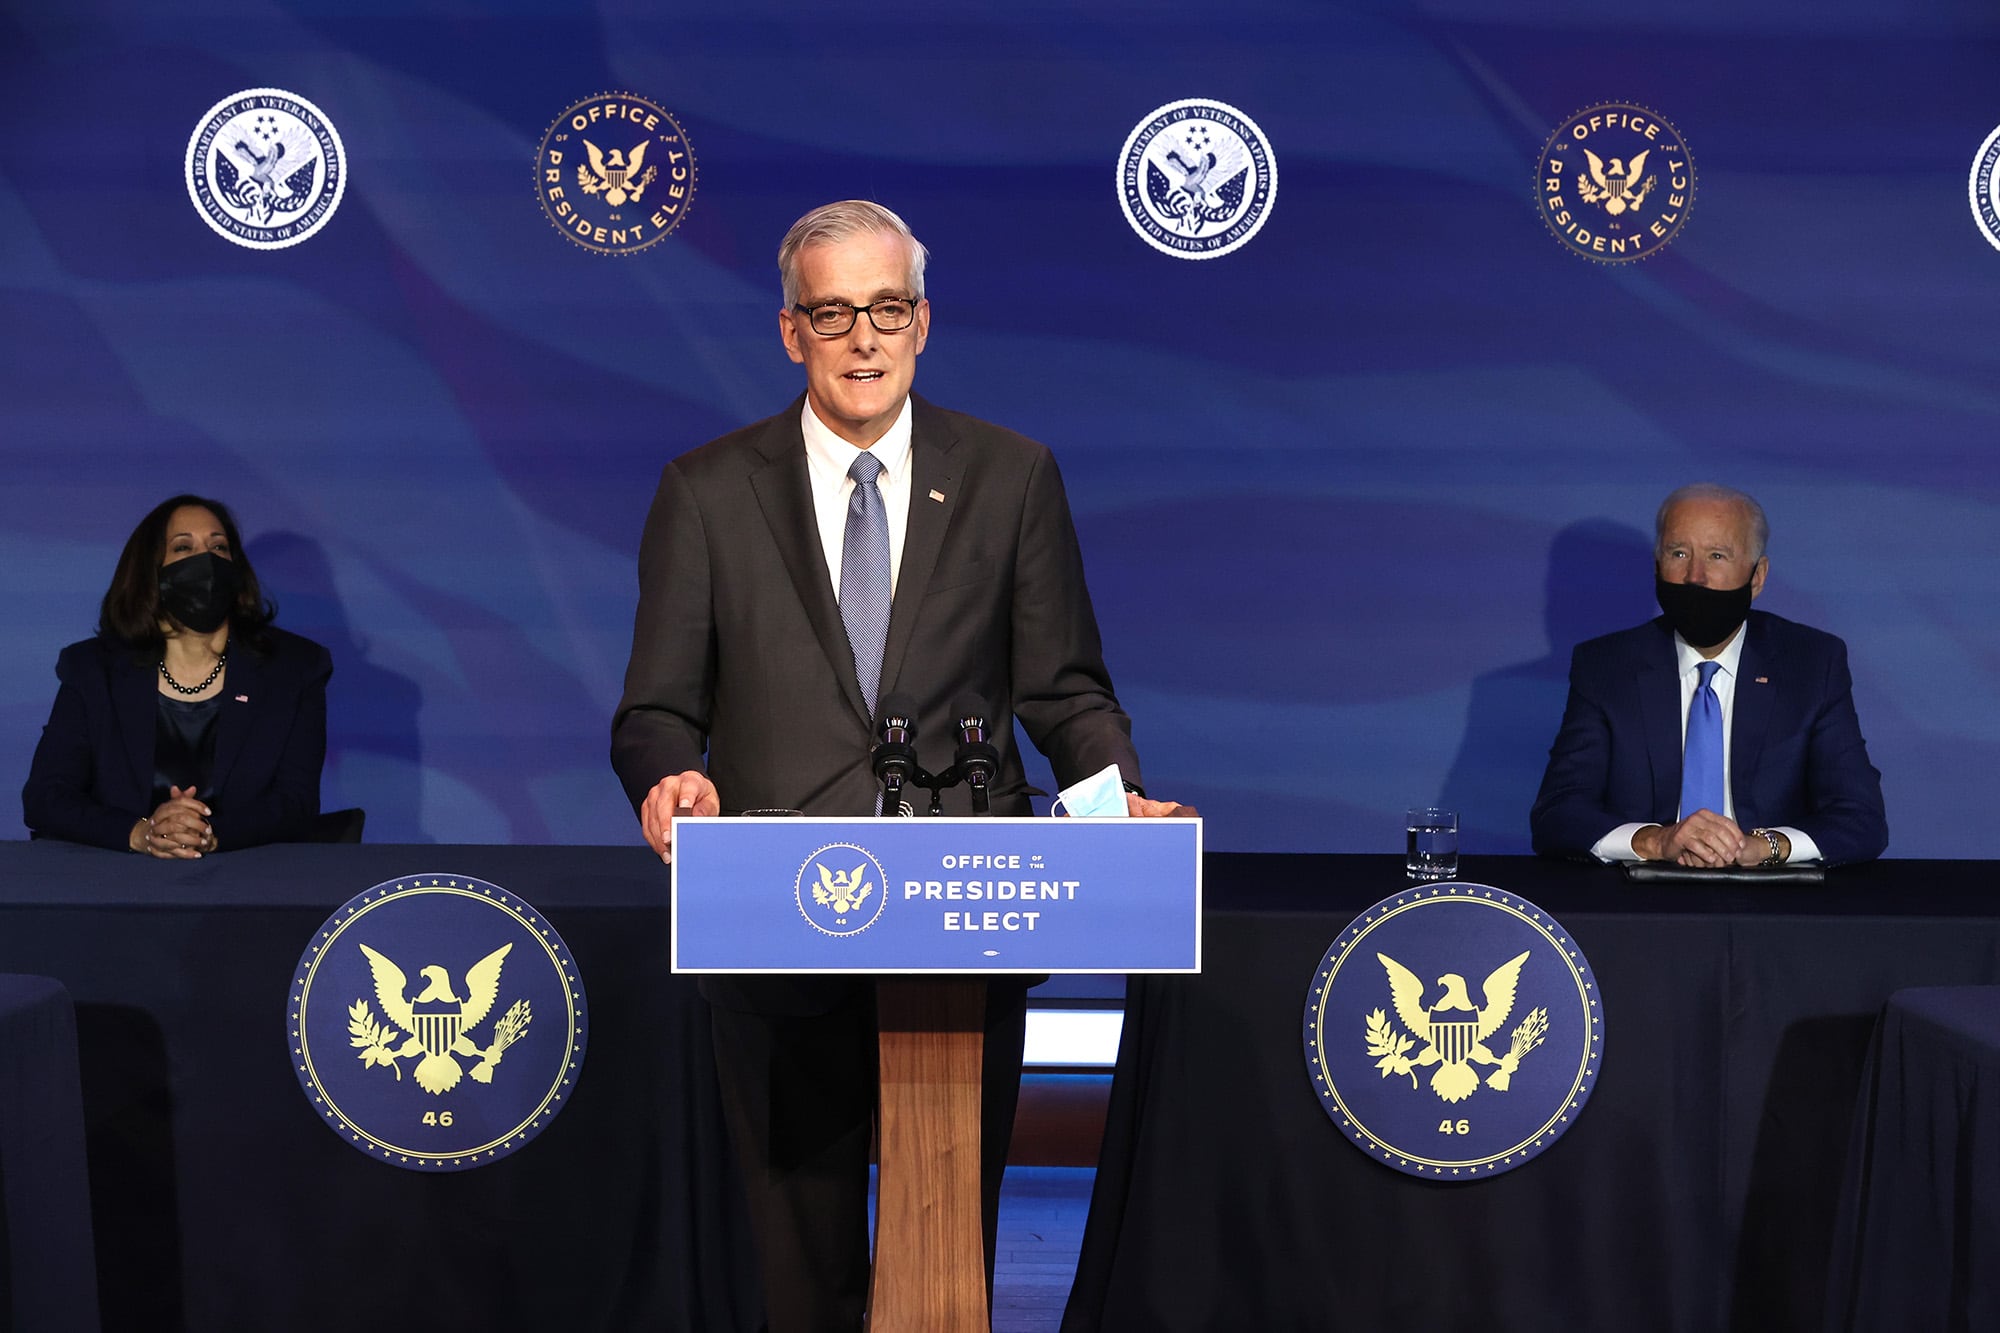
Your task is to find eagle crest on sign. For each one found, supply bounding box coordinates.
[576,139,658,207]
[1364,951,1548,1104]
[347,943,531,1095]
[1575,148,1657,216]
[811,863,873,915]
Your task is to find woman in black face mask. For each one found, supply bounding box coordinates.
[22,495,331,855]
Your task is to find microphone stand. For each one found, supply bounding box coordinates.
[871,702,999,817]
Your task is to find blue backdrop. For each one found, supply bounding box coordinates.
[4,0,1996,854]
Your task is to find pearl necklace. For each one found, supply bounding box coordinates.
[160,653,227,697]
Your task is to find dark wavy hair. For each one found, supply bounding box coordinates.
[98,495,277,652]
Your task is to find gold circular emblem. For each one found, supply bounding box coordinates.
[534,92,697,255]
[1537,102,1694,264]
[291,876,587,1170]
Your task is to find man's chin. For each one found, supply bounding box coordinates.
[819,387,905,442]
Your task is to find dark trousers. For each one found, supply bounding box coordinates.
[709,981,1030,1333]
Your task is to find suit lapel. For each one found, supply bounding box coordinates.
[748,401,873,726]
[1730,614,1775,826]
[208,643,259,800]
[113,649,157,799]
[1636,620,1683,824]
[879,398,958,707]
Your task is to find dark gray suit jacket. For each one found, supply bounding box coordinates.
[611,394,1141,1008]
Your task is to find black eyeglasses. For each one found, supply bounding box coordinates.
[792,297,920,337]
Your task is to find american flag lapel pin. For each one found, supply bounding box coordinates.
[928,489,946,503]
[235,694,250,702]
[1753,677,1769,685]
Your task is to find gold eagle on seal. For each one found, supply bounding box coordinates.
[576,139,658,207]
[349,943,531,1096]
[1575,148,1657,217]
[811,863,873,915]
[1365,951,1547,1104]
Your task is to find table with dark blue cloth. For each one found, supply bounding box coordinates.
[1061,855,2000,1333]
[0,972,99,1333]
[1826,985,2000,1333]
[0,841,759,1333]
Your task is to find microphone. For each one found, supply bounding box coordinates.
[952,693,999,815]
[871,694,919,813]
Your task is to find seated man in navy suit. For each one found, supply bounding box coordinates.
[1531,484,1887,867]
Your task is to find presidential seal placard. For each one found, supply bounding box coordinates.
[1538,102,1693,263]
[1970,123,2000,254]
[673,817,1199,973]
[290,875,587,1170]
[1302,883,1602,1179]
[796,842,891,937]
[185,88,346,249]
[536,92,696,255]
[1116,97,1276,260]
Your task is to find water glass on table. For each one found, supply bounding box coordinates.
[1406,807,1458,881]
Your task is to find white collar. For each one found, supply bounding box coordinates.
[800,396,913,482]
[1675,621,1749,680]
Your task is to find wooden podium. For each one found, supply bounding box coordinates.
[669,815,1201,1332]
[871,977,990,1332]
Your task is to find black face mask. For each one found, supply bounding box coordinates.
[1655,576,1753,650]
[159,552,240,634]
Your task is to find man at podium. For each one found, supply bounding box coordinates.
[612,199,1187,1332]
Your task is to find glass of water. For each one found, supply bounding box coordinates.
[1406,807,1458,881]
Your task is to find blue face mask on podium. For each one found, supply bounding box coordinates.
[1052,763,1129,818]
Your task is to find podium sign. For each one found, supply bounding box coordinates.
[671,816,1201,973]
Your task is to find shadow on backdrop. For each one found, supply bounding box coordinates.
[1441,520,1654,854]
[253,532,427,842]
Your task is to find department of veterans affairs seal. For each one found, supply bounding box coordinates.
[796,842,890,938]
[1117,98,1276,260]
[185,88,345,249]
[1302,882,1603,1180]
[536,92,696,255]
[1970,123,2000,253]
[1539,102,1694,263]
[290,875,587,1171]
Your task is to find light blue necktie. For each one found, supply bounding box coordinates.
[840,451,891,720]
[1680,660,1725,819]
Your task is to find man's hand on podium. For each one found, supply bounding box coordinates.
[641,769,721,863]
[1127,793,1198,819]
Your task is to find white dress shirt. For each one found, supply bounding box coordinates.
[801,397,913,599]
[1592,627,1822,864]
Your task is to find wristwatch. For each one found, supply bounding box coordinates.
[1750,828,1784,867]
